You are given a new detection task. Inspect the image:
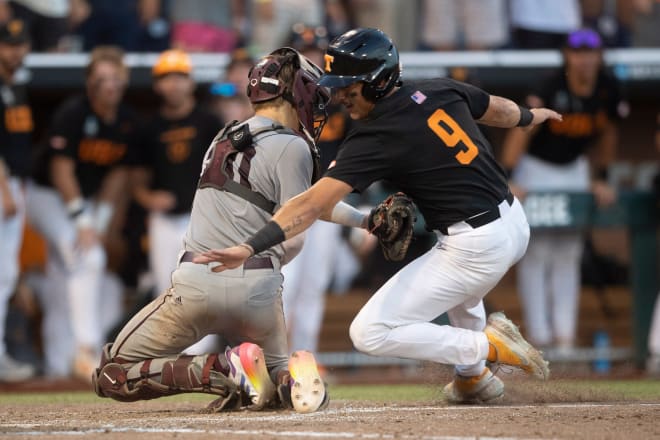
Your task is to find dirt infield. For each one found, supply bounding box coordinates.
[1,380,659,440]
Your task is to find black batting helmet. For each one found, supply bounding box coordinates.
[318,28,401,101]
[247,47,331,142]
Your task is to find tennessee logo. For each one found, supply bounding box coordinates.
[324,54,334,72]
[8,20,23,36]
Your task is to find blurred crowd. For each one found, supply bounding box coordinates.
[0,0,659,384]
[0,0,658,54]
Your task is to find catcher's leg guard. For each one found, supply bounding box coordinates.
[92,353,241,411]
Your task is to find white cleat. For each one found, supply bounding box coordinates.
[288,350,328,413]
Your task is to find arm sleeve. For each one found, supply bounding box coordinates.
[274,137,314,205]
[449,79,491,119]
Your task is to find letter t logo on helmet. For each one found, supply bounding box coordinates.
[317,28,401,101]
[324,54,334,72]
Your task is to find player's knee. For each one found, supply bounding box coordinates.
[81,245,107,271]
[0,259,19,290]
[349,318,387,355]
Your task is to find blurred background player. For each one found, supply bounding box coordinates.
[501,28,627,353]
[0,18,35,382]
[207,48,254,124]
[26,45,137,379]
[279,23,369,355]
[133,48,222,353]
[0,0,70,52]
[646,111,660,377]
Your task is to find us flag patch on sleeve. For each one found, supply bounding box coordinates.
[410,91,427,104]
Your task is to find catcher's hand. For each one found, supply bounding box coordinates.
[367,192,416,261]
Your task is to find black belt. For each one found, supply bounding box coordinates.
[179,251,273,270]
[438,192,514,235]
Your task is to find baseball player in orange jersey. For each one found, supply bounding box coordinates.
[196,28,561,404]
[27,46,133,379]
[92,47,366,412]
[501,29,623,352]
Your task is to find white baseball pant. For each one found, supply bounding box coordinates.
[512,154,590,347]
[281,220,343,353]
[148,212,220,355]
[25,182,121,368]
[0,177,24,357]
[350,196,529,377]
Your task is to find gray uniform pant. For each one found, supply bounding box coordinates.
[110,258,288,382]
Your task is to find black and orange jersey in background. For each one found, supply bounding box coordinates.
[34,95,139,197]
[316,103,351,173]
[325,78,510,232]
[0,79,34,177]
[137,104,222,214]
[527,70,626,164]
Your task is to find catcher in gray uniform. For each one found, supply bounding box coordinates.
[91,47,364,413]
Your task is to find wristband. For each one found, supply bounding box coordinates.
[66,197,85,218]
[245,220,286,255]
[330,201,367,228]
[517,106,534,127]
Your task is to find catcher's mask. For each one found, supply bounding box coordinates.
[247,47,331,142]
[318,28,402,102]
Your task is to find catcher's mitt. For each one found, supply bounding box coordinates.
[367,192,416,261]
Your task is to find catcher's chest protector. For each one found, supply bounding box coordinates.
[198,121,320,214]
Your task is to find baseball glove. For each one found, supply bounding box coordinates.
[367,192,416,261]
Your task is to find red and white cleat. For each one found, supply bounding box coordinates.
[225,342,276,409]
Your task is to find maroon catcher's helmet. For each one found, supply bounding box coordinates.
[246,47,330,142]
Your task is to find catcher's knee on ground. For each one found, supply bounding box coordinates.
[92,347,241,411]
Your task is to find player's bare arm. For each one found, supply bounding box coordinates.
[478,95,562,128]
[590,119,618,207]
[50,155,83,204]
[193,177,352,271]
[51,155,98,247]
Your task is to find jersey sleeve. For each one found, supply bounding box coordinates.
[447,79,491,119]
[324,131,392,193]
[46,100,82,159]
[274,136,313,205]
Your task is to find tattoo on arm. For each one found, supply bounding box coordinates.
[282,216,304,234]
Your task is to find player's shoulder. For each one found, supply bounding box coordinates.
[54,94,88,116]
[408,77,471,93]
[191,104,222,122]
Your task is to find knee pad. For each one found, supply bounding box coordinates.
[92,353,241,408]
